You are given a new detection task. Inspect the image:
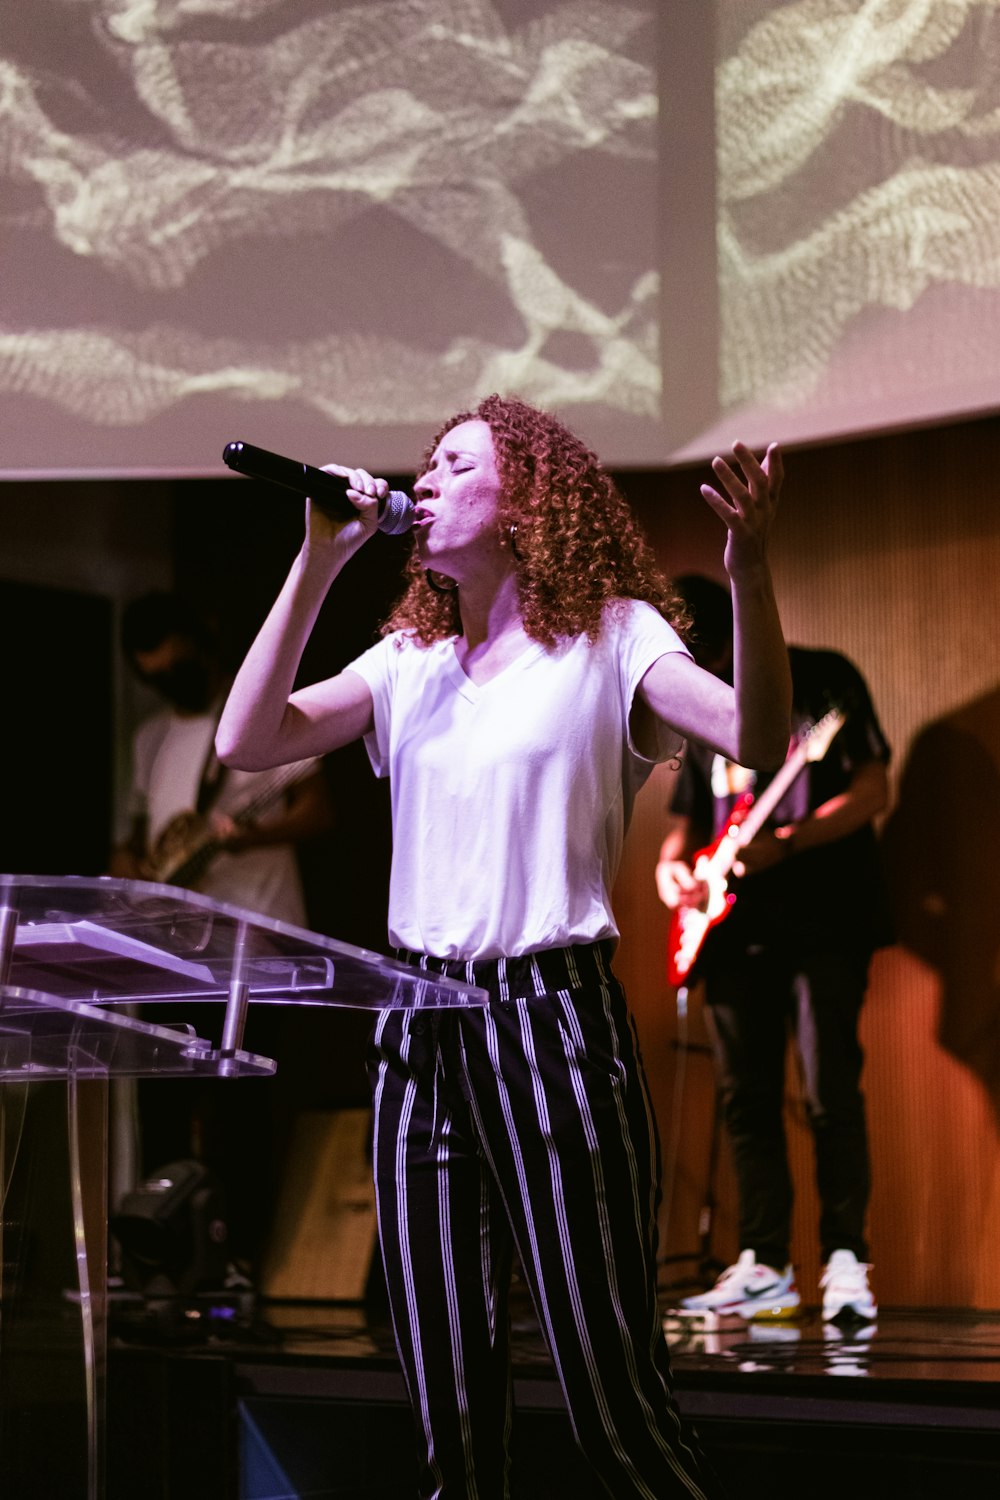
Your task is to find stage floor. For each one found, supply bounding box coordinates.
[243,1292,1000,1386]
[108,1286,1000,1499]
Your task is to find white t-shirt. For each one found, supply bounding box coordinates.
[129,707,314,927]
[346,598,688,960]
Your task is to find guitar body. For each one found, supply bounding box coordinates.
[140,758,315,888]
[145,809,220,886]
[665,793,753,986]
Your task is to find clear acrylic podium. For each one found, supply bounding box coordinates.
[0,874,487,1500]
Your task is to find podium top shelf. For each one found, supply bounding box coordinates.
[0,874,488,1013]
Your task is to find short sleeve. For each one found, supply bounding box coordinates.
[614,599,691,765]
[832,656,891,770]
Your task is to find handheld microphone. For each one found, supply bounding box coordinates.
[222,441,415,535]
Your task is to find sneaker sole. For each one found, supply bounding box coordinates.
[745,1299,802,1322]
[824,1302,877,1325]
[676,1294,802,1321]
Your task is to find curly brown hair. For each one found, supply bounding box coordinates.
[382,394,690,648]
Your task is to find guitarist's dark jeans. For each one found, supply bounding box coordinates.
[702,945,873,1269]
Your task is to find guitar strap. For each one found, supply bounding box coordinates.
[194,692,231,815]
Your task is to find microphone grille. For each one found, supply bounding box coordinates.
[378,490,416,535]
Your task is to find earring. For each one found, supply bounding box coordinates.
[508,524,523,561]
[425,570,458,594]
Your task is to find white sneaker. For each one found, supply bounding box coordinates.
[821,1249,877,1323]
[679,1250,801,1320]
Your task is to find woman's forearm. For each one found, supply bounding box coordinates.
[215,542,346,769]
[729,561,791,771]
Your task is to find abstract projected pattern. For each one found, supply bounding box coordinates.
[703,0,1000,457]
[0,0,660,475]
[3,3,999,477]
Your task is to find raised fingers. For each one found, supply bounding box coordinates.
[700,440,782,523]
[762,440,783,491]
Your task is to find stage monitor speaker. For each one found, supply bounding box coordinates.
[260,1108,379,1303]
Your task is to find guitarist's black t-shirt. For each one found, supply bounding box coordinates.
[671,646,893,965]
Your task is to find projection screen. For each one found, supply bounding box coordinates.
[2,1,999,479]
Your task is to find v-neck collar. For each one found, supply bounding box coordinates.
[444,637,546,701]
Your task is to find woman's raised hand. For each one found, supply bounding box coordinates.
[305,463,390,554]
[700,441,783,578]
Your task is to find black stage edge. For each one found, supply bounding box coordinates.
[108,1293,1000,1500]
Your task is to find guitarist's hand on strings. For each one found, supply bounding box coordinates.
[655,857,709,913]
[207,809,256,852]
[656,823,709,912]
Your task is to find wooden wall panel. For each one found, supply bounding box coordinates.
[614,413,1000,1310]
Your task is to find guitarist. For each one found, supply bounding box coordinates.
[111,590,332,925]
[655,576,892,1325]
[109,591,334,1269]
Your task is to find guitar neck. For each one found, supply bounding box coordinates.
[707,735,825,877]
[229,759,312,826]
[735,743,812,843]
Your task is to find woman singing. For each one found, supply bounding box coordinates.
[216,394,790,1498]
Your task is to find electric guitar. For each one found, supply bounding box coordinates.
[665,711,846,987]
[144,759,316,889]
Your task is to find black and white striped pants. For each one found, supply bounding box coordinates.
[368,942,721,1499]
